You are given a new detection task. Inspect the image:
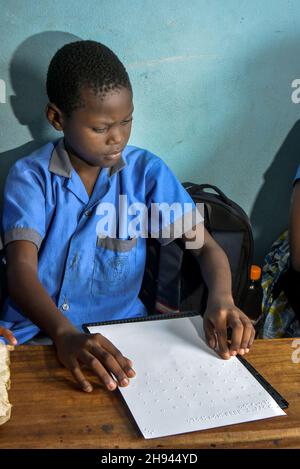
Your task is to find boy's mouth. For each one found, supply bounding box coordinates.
[104,151,121,161]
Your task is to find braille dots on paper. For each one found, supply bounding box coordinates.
[143,428,154,437]
[133,362,266,429]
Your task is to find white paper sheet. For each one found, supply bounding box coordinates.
[87,316,286,439]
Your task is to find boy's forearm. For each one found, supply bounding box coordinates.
[197,243,233,302]
[183,224,233,302]
[7,263,76,340]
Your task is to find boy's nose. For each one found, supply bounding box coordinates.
[106,128,123,146]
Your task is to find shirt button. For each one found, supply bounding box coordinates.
[85,210,92,217]
[62,303,69,311]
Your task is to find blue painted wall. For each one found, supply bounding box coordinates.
[1,0,300,261]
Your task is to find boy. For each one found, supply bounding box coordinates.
[0,41,255,393]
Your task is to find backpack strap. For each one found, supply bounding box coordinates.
[139,238,184,315]
[155,241,183,314]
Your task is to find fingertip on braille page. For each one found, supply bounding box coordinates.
[108,381,117,391]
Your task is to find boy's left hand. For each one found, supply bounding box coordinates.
[203,298,255,359]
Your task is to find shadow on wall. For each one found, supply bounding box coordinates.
[0,31,81,210]
[242,39,300,264]
[250,120,300,263]
[188,36,300,265]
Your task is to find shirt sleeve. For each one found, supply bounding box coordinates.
[294,165,300,185]
[146,158,203,245]
[1,160,46,251]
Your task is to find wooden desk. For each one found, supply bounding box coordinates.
[0,339,300,449]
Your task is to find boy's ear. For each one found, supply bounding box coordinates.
[45,102,65,131]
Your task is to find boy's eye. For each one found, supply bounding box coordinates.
[92,118,132,133]
[92,127,107,134]
[121,117,133,126]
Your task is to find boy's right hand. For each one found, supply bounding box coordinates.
[54,328,135,392]
[0,326,17,346]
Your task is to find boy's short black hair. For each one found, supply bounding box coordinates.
[46,40,132,116]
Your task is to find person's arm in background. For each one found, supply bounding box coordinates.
[289,181,300,271]
[5,240,136,392]
[0,326,17,345]
[279,180,300,317]
[183,224,255,359]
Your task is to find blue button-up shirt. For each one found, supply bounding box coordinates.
[0,138,197,343]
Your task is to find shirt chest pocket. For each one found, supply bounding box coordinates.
[91,236,137,295]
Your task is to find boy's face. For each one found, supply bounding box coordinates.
[48,86,134,169]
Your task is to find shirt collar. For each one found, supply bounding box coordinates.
[48,138,126,178]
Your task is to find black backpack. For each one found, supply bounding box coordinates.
[139,183,254,316]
